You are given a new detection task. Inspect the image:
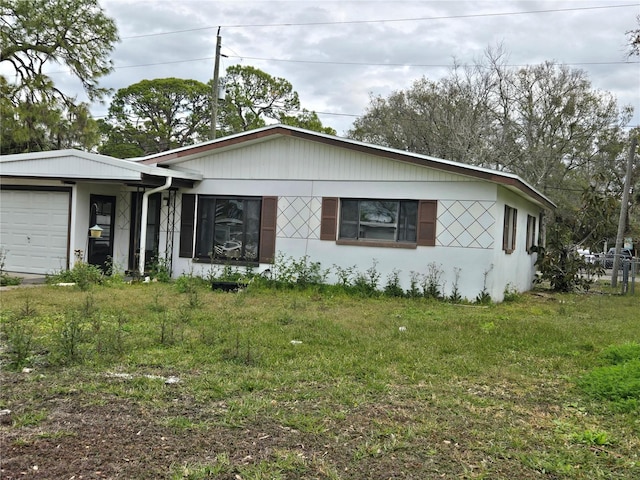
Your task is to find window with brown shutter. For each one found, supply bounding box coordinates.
[178,194,196,258]
[323,197,436,248]
[193,196,265,264]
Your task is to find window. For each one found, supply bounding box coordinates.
[526,214,537,253]
[321,198,436,247]
[178,196,277,263]
[340,199,418,242]
[502,205,517,253]
[196,197,261,261]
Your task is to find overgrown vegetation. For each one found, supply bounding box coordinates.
[578,343,640,412]
[0,277,638,478]
[46,261,104,291]
[533,226,605,293]
[0,248,21,287]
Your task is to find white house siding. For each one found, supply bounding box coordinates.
[173,136,471,183]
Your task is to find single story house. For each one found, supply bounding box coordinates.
[0,125,555,301]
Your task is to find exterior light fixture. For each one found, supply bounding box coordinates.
[89,224,103,238]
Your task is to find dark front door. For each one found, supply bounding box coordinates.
[129,192,161,272]
[87,195,116,272]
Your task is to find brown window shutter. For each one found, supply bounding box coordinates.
[259,196,278,263]
[179,194,196,258]
[320,197,338,241]
[417,200,437,246]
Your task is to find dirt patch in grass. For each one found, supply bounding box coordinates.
[0,372,584,480]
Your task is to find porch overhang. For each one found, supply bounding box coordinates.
[0,149,202,188]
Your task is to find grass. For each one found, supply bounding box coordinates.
[0,281,639,479]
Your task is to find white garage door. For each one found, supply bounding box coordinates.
[0,189,70,274]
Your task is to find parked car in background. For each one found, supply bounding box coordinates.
[577,248,596,264]
[604,247,634,268]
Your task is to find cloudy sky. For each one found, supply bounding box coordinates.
[50,0,640,136]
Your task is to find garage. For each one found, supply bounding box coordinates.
[0,188,71,274]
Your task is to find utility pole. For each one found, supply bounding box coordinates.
[611,135,637,287]
[210,27,222,140]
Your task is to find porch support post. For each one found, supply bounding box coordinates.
[139,176,172,277]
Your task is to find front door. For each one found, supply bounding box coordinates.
[87,195,116,272]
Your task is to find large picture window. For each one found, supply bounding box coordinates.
[339,199,418,243]
[195,197,261,262]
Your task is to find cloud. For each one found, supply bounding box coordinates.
[52,0,640,134]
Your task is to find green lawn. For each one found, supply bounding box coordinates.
[1,281,638,479]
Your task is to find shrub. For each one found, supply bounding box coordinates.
[352,260,381,297]
[503,283,520,302]
[383,269,405,297]
[532,226,603,292]
[150,256,172,283]
[1,313,36,370]
[421,262,443,299]
[47,262,103,291]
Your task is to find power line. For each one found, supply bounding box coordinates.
[44,55,638,75]
[225,55,640,68]
[120,3,640,39]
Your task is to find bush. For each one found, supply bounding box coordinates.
[532,226,603,292]
[47,262,104,291]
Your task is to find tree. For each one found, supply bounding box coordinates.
[532,225,603,293]
[99,78,211,157]
[349,75,493,165]
[627,15,640,57]
[218,65,301,135]
[1,76,99,153]
[279,109,336,135]
[1,0,118,153]
[349,48,632,244]
[495,62,625,198]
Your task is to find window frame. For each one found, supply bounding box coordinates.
[502,205,517,254]
[525,214,537,254]
[194,195,262,263]
[179,195,277,265]
[321,197,436,248]
[338,199,418,244]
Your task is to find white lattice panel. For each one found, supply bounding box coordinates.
[437,200,495,249]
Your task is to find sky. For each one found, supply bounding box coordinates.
[45,0,640,136]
